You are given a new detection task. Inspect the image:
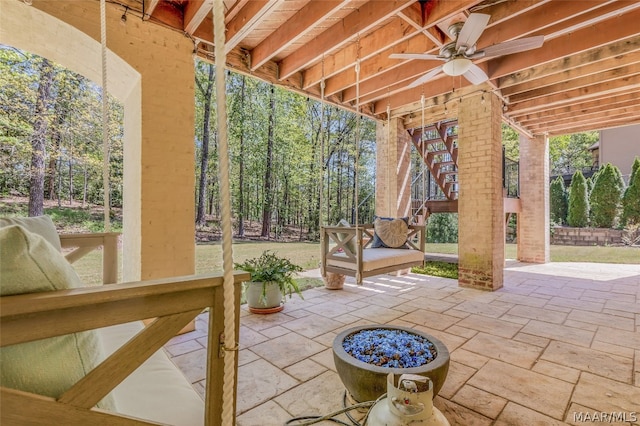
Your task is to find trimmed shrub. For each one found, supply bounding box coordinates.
[567,171,589,227]
[427,213,458,243]
[550,176,568,224]
[590,163,624,228]
[622,157,640,225]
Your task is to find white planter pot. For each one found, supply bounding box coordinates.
[245,281,283,312]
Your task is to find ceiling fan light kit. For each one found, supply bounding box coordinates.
[442,57,471,76]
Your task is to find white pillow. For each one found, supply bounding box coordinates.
[0,225,116,411]
[0,215,61,251]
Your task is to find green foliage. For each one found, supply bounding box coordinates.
[567,171,589,227]
[426,213,458,243]
[234,250,304,301]
[411,261,458,279]
[590,163,625,228]
[0,46,124,207]
[501,124,519,161]
[549,132,598,175]
[622,157,640,225]
[550,176,568,225]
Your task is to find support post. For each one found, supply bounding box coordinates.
[457,91,504,291]
[517,134,550,263]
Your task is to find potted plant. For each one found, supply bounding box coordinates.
[234,250,304,314]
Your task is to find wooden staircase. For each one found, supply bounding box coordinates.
[409,120,459,219]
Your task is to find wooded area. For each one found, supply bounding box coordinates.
[1,47,376,240]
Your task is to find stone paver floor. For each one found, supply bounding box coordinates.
[166,261,640,425]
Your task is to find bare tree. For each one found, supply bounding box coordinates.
[29,58,55,217]
[261,85,276,237]
[195,63,215,226]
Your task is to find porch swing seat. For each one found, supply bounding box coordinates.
[321,223,425,284]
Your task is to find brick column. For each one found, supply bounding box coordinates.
[375,118,412,218]
[518,134,550,263]
[458,92,504,290]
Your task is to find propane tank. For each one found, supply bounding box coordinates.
[366,373,450,426]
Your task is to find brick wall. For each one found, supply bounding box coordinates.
[376,118,411,218]
[458,92,504,291]
[551,227,623,246]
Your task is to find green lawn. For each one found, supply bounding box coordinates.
[426,243,640,264]
[71,240,639,286]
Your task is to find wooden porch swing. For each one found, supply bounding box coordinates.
[319,48,425,286]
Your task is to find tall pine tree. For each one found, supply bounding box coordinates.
[567,171,589,227]
[590,163,624,228]
[622,157,640,225]
[550,176,568,224]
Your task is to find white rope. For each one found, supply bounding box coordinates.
[319,58,325,231]
[354,48,360,230]
[100,0,111,231]
[213,1,237,424]
[421,94,426,222]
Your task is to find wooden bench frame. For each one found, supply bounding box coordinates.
[321,224,426,284]
[1,231,250,425]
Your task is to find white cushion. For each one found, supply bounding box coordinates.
[0,215,61,251]
[99,322,205,426]
[327,248,424,272]
[0,225,115,410]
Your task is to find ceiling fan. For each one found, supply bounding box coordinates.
[389,13,544,88]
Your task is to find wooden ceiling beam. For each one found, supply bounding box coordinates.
[539,112,640,136]
[183,0,212,35]
[526,105,640,132]
[509,92,640,124]
[303,0,483,90]
[324,32,436,96]
[548,116,640,137]
[502,49,640,98]
[506,73,640,115]
[499,35,640,89]
[343,0,607,106]
[278,0,418,81]
[142,0,184,30]
[508,62,640,104]
[302,18,423,89]
[396,6,444,47]
[143,0,160,19]
[250,0,351,71]
[225,0,283,54]
[489,7,640,79]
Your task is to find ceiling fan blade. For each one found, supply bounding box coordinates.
[463,63,489,85]
[456,13,490,50]
[389,53,443,61]
[479,35,544,58]
[408,65,444,88]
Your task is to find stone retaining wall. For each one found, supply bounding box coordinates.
[551,227,623,246]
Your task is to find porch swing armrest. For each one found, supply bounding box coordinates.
[60,232,121,284]
[0,270,250,426]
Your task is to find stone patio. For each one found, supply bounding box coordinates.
[166,261,640,425]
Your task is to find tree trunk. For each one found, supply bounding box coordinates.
[196,63,215,226]
[29,58,55,217]
[261,86,276,237]
[68,145,74,204]
[237,76,246,237]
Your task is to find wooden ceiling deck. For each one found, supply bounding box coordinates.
[126,0,640,136]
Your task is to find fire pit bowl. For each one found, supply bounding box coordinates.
[332,325,450,403]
